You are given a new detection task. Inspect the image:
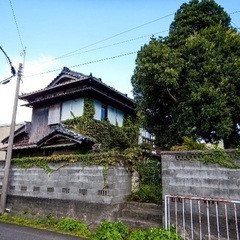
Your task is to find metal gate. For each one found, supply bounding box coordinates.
[165,195,240,240]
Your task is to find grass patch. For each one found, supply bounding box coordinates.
[0,214,91,239]
[0,214,182,239]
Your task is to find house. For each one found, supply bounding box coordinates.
[0,124,24,160]
[1,67,136,157]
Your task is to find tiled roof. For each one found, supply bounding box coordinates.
[37,125,95,146]
[0,144,37,151]
[1,122,31,144]
[46,67,91,87]
[19,67,133,102]
[1,124,95,151]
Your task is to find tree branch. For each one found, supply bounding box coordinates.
[167,88,178,103]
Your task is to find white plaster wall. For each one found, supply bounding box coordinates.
[108,106,123,127]
[61,98,84,121]
[93,99,101,121]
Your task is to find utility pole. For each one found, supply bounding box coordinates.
[0,63,23,214]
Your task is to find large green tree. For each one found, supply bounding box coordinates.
[168,0,231,47]
[131,0,240,149]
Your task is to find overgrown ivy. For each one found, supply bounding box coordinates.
[82,97,95,119]
[171,137,240,169]
[64,97,139,150]
[12,148,144,173]
[171,136,208,151]
[128,157,162,204]
[200,149,240,169]
[11,98,162,203]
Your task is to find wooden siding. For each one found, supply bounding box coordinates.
[14,134,29,145]
[48,103,61,125]
[29,107,50,143]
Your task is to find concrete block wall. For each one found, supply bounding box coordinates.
[0,162,131,205]
[161,150,240,239]
[161,150,240,201]
[0,161,131,226]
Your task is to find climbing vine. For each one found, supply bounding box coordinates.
[12,148,145,173]
[82,97,95,119]
[171,137,240,169]
[64,97,139,150]
[200,149,240,169]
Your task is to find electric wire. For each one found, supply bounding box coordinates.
[51,10,239,62]
[37,10,240,66]
[66,30,168,58]
[8,0,27,82]
[229,10,240,15]
[39,29,168,65]
[25,51,138,78]
[21,9,240,80]
[231,21,240,30]
[8,0,25,51]
[51,13,174,61]
[229,11,240,31]
[24,21,240,80]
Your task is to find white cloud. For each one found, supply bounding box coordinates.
[0,55,63,124]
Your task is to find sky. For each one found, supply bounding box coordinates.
[0,0,239,125]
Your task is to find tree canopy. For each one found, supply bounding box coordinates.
[131,0,240,149]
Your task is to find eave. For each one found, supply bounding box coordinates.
[21,87,135,115]
[19,74,134,106]
[19,75,87,101]
[18,66,136,117]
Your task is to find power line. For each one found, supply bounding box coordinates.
[58,10,238,60]
[38,10,239,66]
[231,21,239,30]
[229,10,240,15]
[66,30,168,58]
[25,18,240,80]
[23,10,240,80]
[51,13,174,61]
[25,51,138,78]
[8,0,24,51]
[229,11,240,31]
[39,30,168,65]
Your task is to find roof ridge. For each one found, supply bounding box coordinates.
[19,67,134,102]
[46,66,88,88]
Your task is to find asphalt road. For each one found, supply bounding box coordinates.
[0,222,87,240]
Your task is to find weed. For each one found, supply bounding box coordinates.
[57,218,91,237]
[45,213,58,226]
[129,227,182,240]
[93,221,128,240]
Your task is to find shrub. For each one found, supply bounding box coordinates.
[45,213,58,226]
[57,218,91,237]
[128,184,162,204]
[129,227,182,240]
[128,229,148,240]
[171,136,207,151]
[128,157,162,204]
[93,221,128,240]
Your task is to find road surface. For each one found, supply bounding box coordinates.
[0,222,87,240]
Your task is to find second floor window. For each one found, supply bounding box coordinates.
[101,104,108,120]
